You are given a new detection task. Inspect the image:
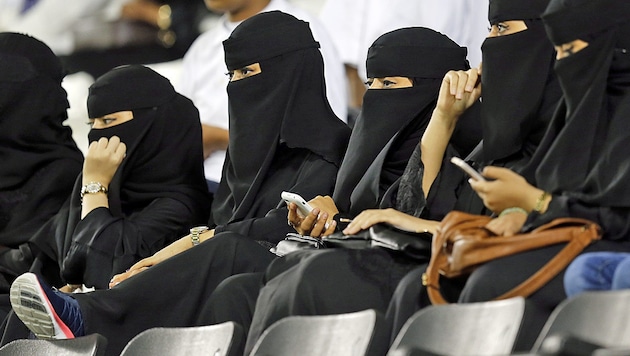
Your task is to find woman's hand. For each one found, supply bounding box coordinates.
[343,208,439,235]
[468,166,543,214]
[485,212,528,236]
[82,136,126,186]
[434,66,482,123]
[108,231,203,288]
[108,254,158,288]
[287,196,338,237]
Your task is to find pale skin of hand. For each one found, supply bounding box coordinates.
[484,212,528,237]
[421,65,482,196]
[468,166,546,214]
[342,208,440,235]
[108,228,215,288]
[287,196,337,238]
[81,136,126,219]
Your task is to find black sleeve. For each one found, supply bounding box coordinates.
[61,197,196,288]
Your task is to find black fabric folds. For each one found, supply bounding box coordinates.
[480,19,558,162]
[534,1,630,208]
[543,0,630,45]
[0,32,81,191]
[488,0,551,24]
[0,33,82,278]
[211,11,350,226]
[87,65,177,119]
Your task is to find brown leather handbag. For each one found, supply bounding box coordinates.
[423,211,602,304]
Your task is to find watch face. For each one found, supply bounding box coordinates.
[86,182,102,194]
[191,226,209,234]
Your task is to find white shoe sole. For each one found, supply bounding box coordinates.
[10,273,75,340]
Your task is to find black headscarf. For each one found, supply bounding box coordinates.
[0,32,81,191]
[333,27,473,215]
[481,0,561,163]
[534,0,630,207]
[84,65,211,218]
[211,11,350,225]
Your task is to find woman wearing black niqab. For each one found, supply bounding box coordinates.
[210,10,350,238]
[0,33,83,286]
[461,0,630,347]
[29,65,211,290]
[6,12,350,356]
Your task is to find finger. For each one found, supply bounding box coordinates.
[287,203,300,225]
[321,220,337,237]
[481,166,508,179]
[444,71,458,96]
[309,212,328,237]
[114,142,127,161]
[455,71,469,99]
[464,69,479,92]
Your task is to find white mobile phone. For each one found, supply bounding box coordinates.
[450,157,487,182]
[281,191,314,217]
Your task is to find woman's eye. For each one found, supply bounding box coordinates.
[364,79,374,87]
[225,71,234,80]
[86,121,94,127]
[497,23,509,33]
[102,119,115,125]
[240,68,252,76]
[383,80,396,87]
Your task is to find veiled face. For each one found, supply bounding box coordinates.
[88,110,134,129]
[365,77,413,89]
[554,39,589,59]
[487,20,528,37]
[227,62,262,81]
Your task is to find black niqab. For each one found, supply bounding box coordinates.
[535,0,630,207]
[333,27,473,214]
[211,11,350,225]
[84,65,211,218]
[481,0,560,162]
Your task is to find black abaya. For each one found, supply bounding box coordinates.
[0,33,83,283]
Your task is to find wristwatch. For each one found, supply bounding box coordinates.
[190,226,209,246]
[80,182,108,200]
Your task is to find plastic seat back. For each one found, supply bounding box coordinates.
[0,333,107,356]
[249,309,388,356]
[532,289,630,353]
[120,322,243,356]
[388,297,526,356]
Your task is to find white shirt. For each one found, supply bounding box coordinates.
[0,0,123,55]
[319,0,489,81]
[178,0,347,184]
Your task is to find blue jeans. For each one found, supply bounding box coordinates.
[564,252,630,297]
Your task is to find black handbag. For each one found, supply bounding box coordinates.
[272,224,432,262]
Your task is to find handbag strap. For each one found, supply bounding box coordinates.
[424,218,602,305]
[497,222,601,299]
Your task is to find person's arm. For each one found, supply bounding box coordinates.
[342,208,440,235]
[421,67,482,196]
[81,137,126,219]
[201,124,229,159]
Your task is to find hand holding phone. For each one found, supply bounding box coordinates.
[281,191,314,217]
[450,157,486,181]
